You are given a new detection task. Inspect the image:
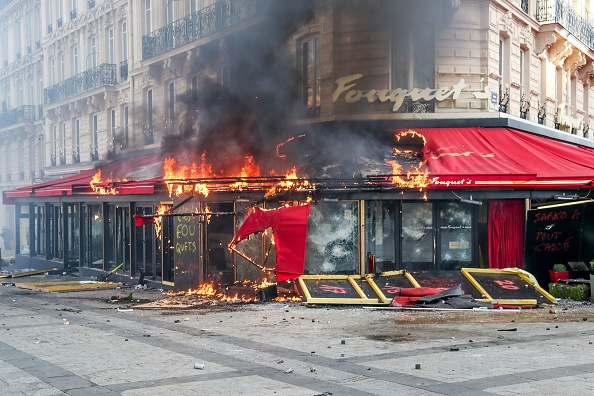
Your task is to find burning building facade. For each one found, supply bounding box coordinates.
[3,0,594,289]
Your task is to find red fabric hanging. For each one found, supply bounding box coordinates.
[133,214,156,227]
[488,200,525,269]
[229,204,311,282]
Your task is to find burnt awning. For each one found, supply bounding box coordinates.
[407,127,594,189]
[3,154,163,204]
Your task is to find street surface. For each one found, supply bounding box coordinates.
[1,280,594,395]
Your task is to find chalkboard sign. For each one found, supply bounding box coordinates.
[411,270,482,299]
[173,202,203,291]
[524,202,594,287]
[297,276,377,304]
[462,269,555,304]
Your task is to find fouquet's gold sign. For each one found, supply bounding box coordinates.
[332,74,493,112]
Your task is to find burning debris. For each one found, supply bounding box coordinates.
[160,280,300,306]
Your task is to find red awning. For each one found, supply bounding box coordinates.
[229,204,311,282]
[403,127,594,189]
[3,154,163,204]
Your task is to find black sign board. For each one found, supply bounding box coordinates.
[524,202,594,286]
[173,202,202,291]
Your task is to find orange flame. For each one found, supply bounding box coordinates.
[230,156,261,190]
[90,169,118,195]
[265,167,312,197]
[387,161,430,190]
[154,204,169,237]
[164,280,302,303]
[164,153,211,197]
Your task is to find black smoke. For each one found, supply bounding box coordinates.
[164,0,315,175]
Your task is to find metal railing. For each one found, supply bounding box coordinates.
[44,64,117,106]
[142,0,266,60]
[0,105,36,129]
[537,0,594,51]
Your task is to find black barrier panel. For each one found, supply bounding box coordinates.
[411,270,482,299]
[464,270,552,304]
[372,274,417,298]
[302,278,360,299]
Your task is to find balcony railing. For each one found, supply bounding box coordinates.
[0,105,36,129]
[537,0,594,51]
[44,64,117,106]
[142,0,266,60]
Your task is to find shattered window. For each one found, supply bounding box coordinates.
[401,202,434,269]
[439,201,473,270]
[305,201,358,275]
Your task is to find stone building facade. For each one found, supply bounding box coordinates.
[1,0,594,289]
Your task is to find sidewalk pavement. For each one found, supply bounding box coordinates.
[0,283,593,395]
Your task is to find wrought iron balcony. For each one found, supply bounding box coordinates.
[142,0,267,60]
[44,64,117,106]
[537,0,594,51]
[0,105,36,129]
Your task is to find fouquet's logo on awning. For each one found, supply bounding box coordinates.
[332,74,494,112]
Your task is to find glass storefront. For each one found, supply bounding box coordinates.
[364,200,479,274]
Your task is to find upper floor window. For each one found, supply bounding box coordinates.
[60,53,65,81]
[191,0,201,14]
[145,0,152,34]
[72,45,79,75]
[392,28,435,112]
[167,0,176,24]
[89,37,97,68]
[121,21,128,61]
[108,28,115,64]
[50,58,56,85]
[392,29,435,90]
[302,36,321,117]
[146,89,154,144]
[168,81,176,130]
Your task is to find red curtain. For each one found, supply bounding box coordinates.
[488,200,525,269]
[229,204,311,282]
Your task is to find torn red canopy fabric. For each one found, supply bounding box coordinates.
[229,204,311,282]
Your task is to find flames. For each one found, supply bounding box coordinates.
[154,204,170,236]
[164,153,211,197]
[164,279,301,303]
[388,130,430,189]
[265,167,312,197]
[229,156,261,190]
[90,169,118,195]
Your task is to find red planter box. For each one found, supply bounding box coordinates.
[549,270,569,283]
